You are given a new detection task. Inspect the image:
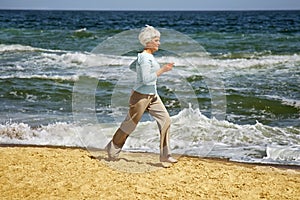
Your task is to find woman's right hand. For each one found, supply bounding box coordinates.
[157,62,174,76]
[163,63,174,72]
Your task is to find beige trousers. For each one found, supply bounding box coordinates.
[112,90,171,157]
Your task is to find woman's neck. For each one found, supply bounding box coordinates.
[143,48,154,54]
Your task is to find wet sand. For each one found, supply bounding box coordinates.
[0,145,299,199]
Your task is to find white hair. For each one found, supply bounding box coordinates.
[138,25,160,47]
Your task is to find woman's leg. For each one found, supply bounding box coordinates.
[148,95,173,159]
[106,91,151,158]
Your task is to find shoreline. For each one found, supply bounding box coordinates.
[1,143,299,170]
[1,145,299,199]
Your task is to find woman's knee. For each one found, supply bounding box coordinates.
[159,114,171,129]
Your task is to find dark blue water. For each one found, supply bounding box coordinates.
[1,10,300,53]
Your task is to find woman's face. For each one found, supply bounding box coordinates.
[146,37,160,52]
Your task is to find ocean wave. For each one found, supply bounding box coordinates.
[185,54,300,70]
[63,52,300,73]
[217,51,273,59]
[0,74,79,81]
[0,44,67,53]
[263,95,300,109]
[1,107,299,165]
[0,122,83,146]
[0,44,38,52]
[72,28,95,38]
[2,44,299,72]
[265,145,300,163]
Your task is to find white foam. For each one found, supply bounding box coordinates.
[0,44,39,52]
[0,123,36,140]
[75,28,87,32]
[2,43,299,84]
[0,74,79,81]
[0,44,66,53]
[266,145,300,162]
[3,44,299,70]
[1,108,299,165]
[183,54,300,71]
[0,122,83,146]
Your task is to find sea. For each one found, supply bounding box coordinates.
[0,10,299,166]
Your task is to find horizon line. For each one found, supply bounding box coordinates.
[0,8,300,12]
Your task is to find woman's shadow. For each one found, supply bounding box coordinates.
[90,153,170,169]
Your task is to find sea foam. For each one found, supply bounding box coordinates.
[1,107,299,166]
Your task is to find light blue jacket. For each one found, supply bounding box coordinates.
[129,52,160,95]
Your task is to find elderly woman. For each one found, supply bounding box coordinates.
[105,25,177,163]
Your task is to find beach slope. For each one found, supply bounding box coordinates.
[0,146,299,200]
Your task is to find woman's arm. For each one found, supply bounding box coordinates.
[138,57,158,84]
[156,63,174,77]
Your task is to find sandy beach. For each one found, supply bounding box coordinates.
[0,146,299,200]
